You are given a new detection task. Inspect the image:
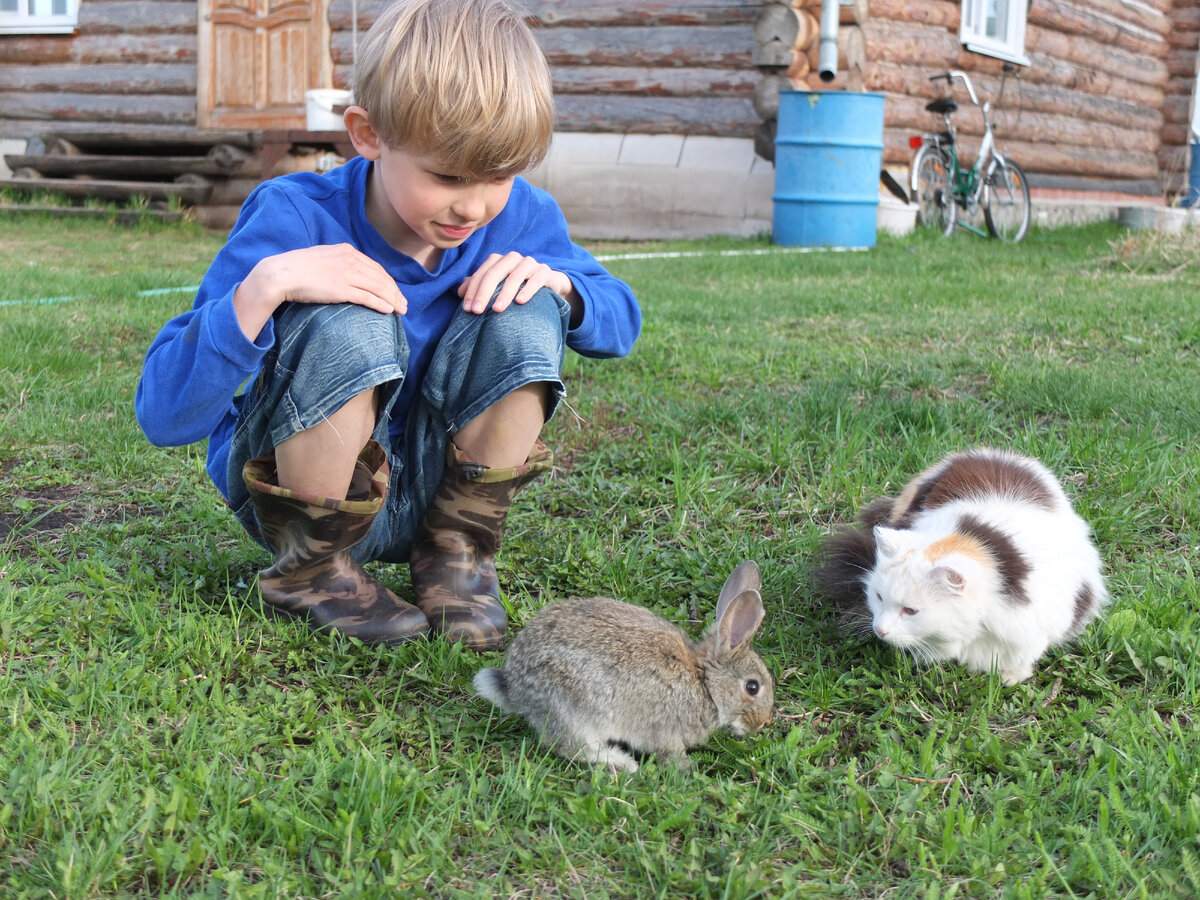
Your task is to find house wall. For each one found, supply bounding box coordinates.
[862,0,1182,197]
[2,0,1199,230]
[0,0,199,142]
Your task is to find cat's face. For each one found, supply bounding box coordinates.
[865,527,984,650]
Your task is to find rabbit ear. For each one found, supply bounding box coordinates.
[716,561,761,620]
[716,588,765,653]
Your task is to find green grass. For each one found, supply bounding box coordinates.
[2,215,1198,898]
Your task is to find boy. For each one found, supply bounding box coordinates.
[135,0,640,651]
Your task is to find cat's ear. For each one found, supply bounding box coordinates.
[874,526,904,558]
[930,565,967,596]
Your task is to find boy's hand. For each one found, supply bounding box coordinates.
[458,252,576,314]
[234,244,406,341]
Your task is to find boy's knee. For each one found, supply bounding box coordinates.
[278,303,409,373]
[478,287,569,355]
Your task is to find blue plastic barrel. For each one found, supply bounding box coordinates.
[1185,142,1200,208]
[772,91,885,247]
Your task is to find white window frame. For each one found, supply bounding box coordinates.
[960,0,1030,66]
[0,0,80,35]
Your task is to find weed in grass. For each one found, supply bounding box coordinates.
[1,218,1198,898]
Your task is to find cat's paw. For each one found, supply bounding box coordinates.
[1000,665,1034,686]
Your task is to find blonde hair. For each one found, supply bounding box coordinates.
[352,0,554,178]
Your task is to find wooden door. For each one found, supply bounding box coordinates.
[198,0,331,130]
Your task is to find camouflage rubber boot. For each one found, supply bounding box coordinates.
[409,440,553,651]
[243,440,429,646]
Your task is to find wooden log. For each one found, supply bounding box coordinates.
[1167,48,1200,77]
[1031,0,1171,41]
[804,25,866,74]
[329,0,760,29]
[860,20,961,66]
[37,129,260,152]
[0,92,197,126]
[751,40,794,69]
[1027,28,1167,89]
[794,0,868,26]
[0,176,213,204]
[1028,0,1170,55]
[864,62,1163,130]
[77,1,197,34]
[869,0,958,29]
[753,73,790,120]
[0,63,196,96]
[754,6,816,53]
[787,50,811,85]
[536,26,756,69]
[2,153,249,179]
[552,66,758,97]
[553,95,757,137]
[0,34,195,66]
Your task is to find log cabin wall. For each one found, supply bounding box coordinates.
[0,0,200,142]
[328,0,763,137]
[866,0,1192,198]
[1165,0,1200,195]
[3,0,1200,229]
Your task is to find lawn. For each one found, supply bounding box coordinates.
[1,213,1198,899]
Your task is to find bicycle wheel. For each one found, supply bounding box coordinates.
[983,158,1031,242]
[913,147,956,236]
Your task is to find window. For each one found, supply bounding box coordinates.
[0,0,79,34]
[960,0,1029,66]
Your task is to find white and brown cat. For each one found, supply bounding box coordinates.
[817,448,1107,684]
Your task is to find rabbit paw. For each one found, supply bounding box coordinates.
[579,742,639,774]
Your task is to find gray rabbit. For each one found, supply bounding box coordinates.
[473,561,774,773]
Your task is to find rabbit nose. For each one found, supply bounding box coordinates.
[874,624,888,637]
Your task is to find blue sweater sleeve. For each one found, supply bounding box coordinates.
[506,184,641,359]
[135,184,311,448]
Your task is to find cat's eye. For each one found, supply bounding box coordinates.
[900,607,918,616]
[745,679,760,696]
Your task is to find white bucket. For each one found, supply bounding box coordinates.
[305,89,351,131]
[877,194,918,237]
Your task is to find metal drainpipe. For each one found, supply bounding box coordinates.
[817,0,838,83]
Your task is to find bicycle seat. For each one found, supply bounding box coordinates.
[925,97,958,115]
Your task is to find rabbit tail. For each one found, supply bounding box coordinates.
[473,667,515,712]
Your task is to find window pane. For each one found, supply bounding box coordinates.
[985,0,1008,40]
[28,0,67,14]
[0,0,19,11]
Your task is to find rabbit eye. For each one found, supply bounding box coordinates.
[901,607,918,617]
[745,679,760,696]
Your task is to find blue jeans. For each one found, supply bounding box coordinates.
[226,288,570,563]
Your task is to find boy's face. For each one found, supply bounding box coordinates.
[366,141,515,264]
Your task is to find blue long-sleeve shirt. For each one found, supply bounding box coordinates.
[135,156,641,500]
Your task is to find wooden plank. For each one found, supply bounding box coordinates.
[0,34,195,66]
[0,176,213,204]
[1,64,196,95]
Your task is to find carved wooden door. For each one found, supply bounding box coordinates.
[198,0,331,129]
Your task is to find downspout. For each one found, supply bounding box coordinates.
[817,0,838,83]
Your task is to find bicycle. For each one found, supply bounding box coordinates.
[909,63,1032,243]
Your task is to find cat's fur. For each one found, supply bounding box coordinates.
[816,448,1107,684]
